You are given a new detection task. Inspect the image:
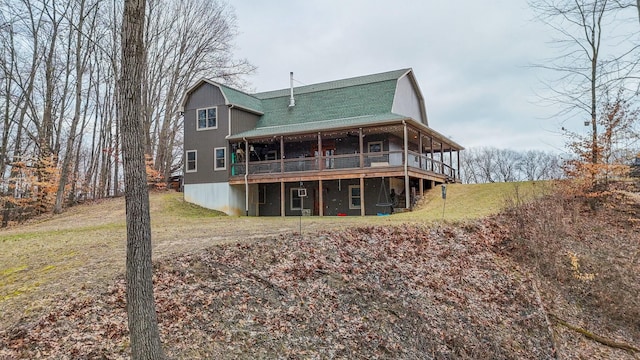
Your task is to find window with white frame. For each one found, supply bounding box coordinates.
[368,141,383,153]
[197,107,217,130]
[349,185,361,209]
[214,147,226,170]
[290,188,305,210]
[186,150,197,172]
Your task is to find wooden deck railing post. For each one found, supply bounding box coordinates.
[280,136,284,173]
[318,179,323,216]
[317,132,322,171]
[359,128,364,168]
[360,176,365,216]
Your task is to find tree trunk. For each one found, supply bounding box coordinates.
[119,0,164,358]
[54,0,89,214]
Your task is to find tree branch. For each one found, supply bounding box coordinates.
[549,313,640,354]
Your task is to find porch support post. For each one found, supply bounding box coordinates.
[403,121,410,210]
[318,179,324,216]
[440,141,444,175]
[360,176,365,216]
[245,139,249,172]
[449,147,453,179]
[280,181,285,217]
[317,132,322,170]
[244,139,250,216]
[280,136,284,173]
[418,131,423,169]
[359,128,364,168]
[457,150,461,182]
[419,178,424,196]
[430,137,434,172]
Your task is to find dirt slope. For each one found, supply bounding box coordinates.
[1,183,638,359]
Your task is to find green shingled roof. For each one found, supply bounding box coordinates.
[254,68,410,99]
[227,68,412,138]
[227,113,408,140]
[218,84,263,114]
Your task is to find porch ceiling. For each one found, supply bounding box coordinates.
[228,116,463,151]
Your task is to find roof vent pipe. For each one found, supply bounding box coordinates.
[288,72,295,107]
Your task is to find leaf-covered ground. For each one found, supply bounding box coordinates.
[1,181,638,359]
[2,224,555,359]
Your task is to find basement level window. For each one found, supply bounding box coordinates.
[197,107,217,130]
[291,188,305,211]
[186,150,197,172]
[349,185,361,209]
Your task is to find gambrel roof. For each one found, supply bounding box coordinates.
[181,80,264,115]
[250,69,412,131]
[182,68,455,145]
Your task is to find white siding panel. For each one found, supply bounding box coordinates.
[392,75,425,124]
[184,183,244,216]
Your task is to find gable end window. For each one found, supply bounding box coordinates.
[214,147,226,170]
[186,150,197,173]
[197,107,217,130]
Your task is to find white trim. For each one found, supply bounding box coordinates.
[349,185,361,209]
[290,187,303,210]
[181,79,264,115]
[185,150,197,173]
[196,106,218,131]
[214,147,226,171]
[368,141,383,153]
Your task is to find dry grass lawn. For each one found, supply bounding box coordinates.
[0,182,541,328]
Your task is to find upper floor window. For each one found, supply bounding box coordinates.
[197,107,217,130]
[214,147,226,170]
[186,150,197,172]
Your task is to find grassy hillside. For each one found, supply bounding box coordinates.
[1,181,637,359]
[401,181,549,221]
[0,182,545,327]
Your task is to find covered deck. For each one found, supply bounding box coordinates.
[228,120,463,216]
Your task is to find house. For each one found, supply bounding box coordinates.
[180,68,463,216]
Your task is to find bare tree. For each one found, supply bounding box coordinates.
[519,149,565,180]
[144,0,255,183]
[119,0,164,357]
[529,0,640,165]
[1,0,251,222]
[461,147,564,183]
[54,0,100,213]
[494,148,522,182]
[612,0,640,24]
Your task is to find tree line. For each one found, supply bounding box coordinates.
[0,0,253,223]
[460,147,565,184]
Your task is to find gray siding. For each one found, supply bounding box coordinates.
[258,183,281,216]
[183,83,230,184]
[392,74,426,125]
[230,108,259,135]
[256,178,394,216]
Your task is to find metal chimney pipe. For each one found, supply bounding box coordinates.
[289,72,295,107]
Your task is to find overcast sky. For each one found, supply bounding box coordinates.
[230,0,583,152]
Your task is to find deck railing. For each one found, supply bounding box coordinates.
[230,149,456,180]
